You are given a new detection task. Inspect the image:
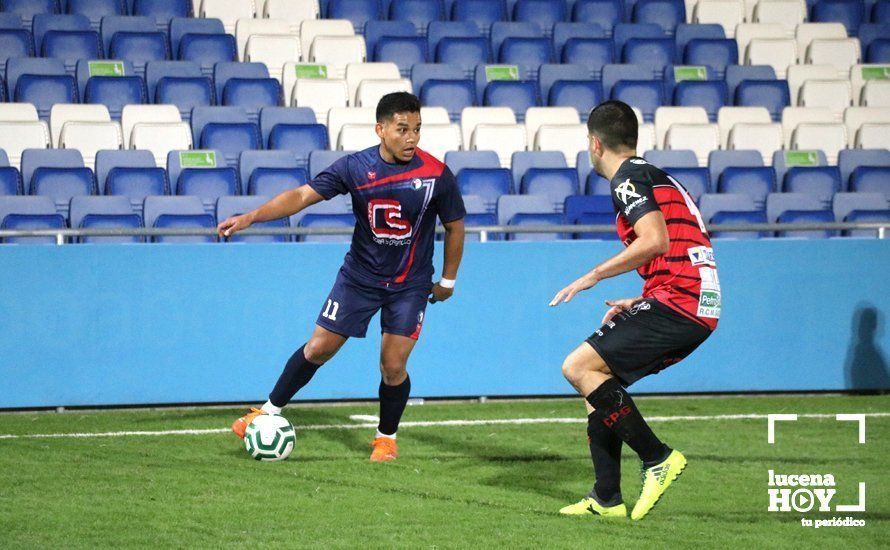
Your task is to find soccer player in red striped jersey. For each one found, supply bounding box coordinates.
[550,101,721,521]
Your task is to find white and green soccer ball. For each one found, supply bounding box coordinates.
[244,413,296,461]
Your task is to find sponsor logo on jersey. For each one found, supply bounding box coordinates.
[367,171,376,180]
[368,199,413,242]
[688,246,716,266]
[412,178,423,190]
[614,179,641,204]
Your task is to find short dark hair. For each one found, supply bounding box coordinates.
[586,100,638,151]
[376,92,422,123]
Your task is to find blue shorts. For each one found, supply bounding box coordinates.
[315,268,431,340]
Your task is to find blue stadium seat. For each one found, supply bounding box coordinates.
[777,209,836,239]
[31,13,89,52]
[420,78,475,121]
[14,73,76,119]
[217,195,289,242]
[683,38,737,78]
[673,80,727,121]
[875,0,890,22]
[632,0,685,34]
[724,64,775,98]
[857,24,890,57]
[222,78,281,124]
[520,168,579,211]
[106,167,168,211]
[99,15,156,56]
[68,0,123,31]
[781,166,841,207]
[490,21,542,56]
[0,13,22,30]
[561,37,614,76]
[549,79,603,117]
[734,80,789,120]
[79,211,142,243]
[239,149,300,187]
[709,210,769,239]
[664,166,709,201]
[473,62,517,101]
[674,23,724,58]
[771,150,828,184]
[0,29,33,67]
[610,79,663,121]
[165,149,223,192]
[458,167,512,213]
[511,150,567,184]
[259,106,316,148]
[248,166,308,197]
[133,0,192,20]
[839,149,890,188]
[644,149,697,167]
[707,149,763,184]
[69,194,136,238]
[300,212,355,242]
[375,36,429,78]
[41,30,100,72]
[844,209,890,237]
[169,17,225,57]
[514,0,566,36]
[552,22,606,58]
[436,36,490,78]
[179,32,236,76]
[564,194,613,222]
[718,166,775,210]
[2,0,58,28]
[451,0,507,36]
[462,212,499,241]
[85,75,147,120]
[573,211,618,239]
[867,38,890,62]
[177,166,238,213]
[31,167,95,218]
[96,149,156,194]
[308,150,351,178]
[201,123,261,168]
[850,166,890,198]
[74,58,135,98]
[698,192,758,224]
[444,149,500,175]
[268,124,329,169]
[507,212,565,240]
[364,20,416,58]
[0,166,21,196]
[766,192,825,223]
[144,195,214,243]
[572,0,624,32]
[145,60,202,100]
[833,191,889,221]
[0,212,66,243]
[410,62,463,93]
[538,63,593,99]
[109,31,169,75]
[21,149,82,193]
[327,0,381,33]
[612,23,663,55]
[388,0,444,34]
[5,56,64,99]
[812,0,865,35]
[601,63,652,97]
[483,80,539,122]
[212,62,268,105]
[156,76,214,120]
[585,170,610,195]
[427,20,481,52]
[622,37,675,75]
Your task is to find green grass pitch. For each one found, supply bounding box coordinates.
[1,395,887,548]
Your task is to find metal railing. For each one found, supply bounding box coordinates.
[0,222,887,244]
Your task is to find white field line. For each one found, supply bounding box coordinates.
[0,412,888,441]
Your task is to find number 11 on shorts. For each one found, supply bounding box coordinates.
[322,299,340,321]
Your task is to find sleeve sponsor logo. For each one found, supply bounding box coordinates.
[697,267,721,318]
[614,179,640,204]
[688,246,716,266]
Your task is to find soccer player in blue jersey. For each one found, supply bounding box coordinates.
[219,93,466,462]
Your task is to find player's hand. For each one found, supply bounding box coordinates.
[217,213,253,238]
[428,283,453,304]
[549,273,599,307]
[601,297,642,323]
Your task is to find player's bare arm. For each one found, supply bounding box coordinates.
[216,184,325,237]
[430,217,465,303]
[549,210,669,306]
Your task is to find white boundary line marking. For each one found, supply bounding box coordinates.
[0,412,888,441]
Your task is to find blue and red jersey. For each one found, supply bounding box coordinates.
[308,146,465,288]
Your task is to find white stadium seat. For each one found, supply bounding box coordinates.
[130,122,193,166]
[856,123,890,149]
[534,124,587,167]
[300,19,355,60]
[59,121,123,170]
[49,104,111,148]
[790,122,847,164]
[746,38,798,79]
[753,0,805,32]
[786,64,838,105]
[234,18,292,61]
[637,123,656,154]
[281,62,331,106]
[264,0,319,33]
[419,124,462,160]
[345,62,401,104]
[795,23,847,56]
[806,39,861,78]
[327,106,376,147]
[781,106,836,147]
[693,0,745,38]
[654,106,708,149]
[292,78,349,122]
[200,0,255,34]
[337,123,378,150]
[0,121,50,167]
[665,123,719,166]
[472,124,527,167]
[460,107,516,149]
[524,106,579,146]
[420,106,450,124]
[355,79,412,108]
[717,106,771,148]
[735,24,787,60]
[309,36,367,79]
[843,107,890,146]
[860,80,890,106]
[121,105,181,149]
[245,35,302,83]
[728,122,783,164]
[799,80,853,117]
[0,102,39,121]
[850,64,890,101]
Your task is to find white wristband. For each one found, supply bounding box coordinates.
[439,278,456,289]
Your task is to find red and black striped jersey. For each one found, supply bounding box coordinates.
[609,157,720,330]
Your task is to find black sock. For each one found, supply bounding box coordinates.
[377,374,411,436]
[268,345,322,408]
[587,412,623,505]
[586,378,670,467]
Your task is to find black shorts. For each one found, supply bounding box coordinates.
[585,299,712,386]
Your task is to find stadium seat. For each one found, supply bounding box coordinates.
[199,0,255,34]
[698,192,758,224]
[564,194,613,222]
[327,0,380,33]
[548,80,603,118]
[534,123,587,167]
[264,0,319,32]
[198,122,258,168]
[218,194,289,242]
[41,30,99,73]
[843,209,890,238]
[239,149,300,187]
[247,166,307,197]
[388,0,443,35]
[344,61,402,103]
[573,211,620,239]
[727,122,782,164]
[355,78,413,108]
[419,123,462,159]
[780,106,835,148]
[512,0,565,36]
[109,31,169,77]
[96,148,157,195]
[858,24,890,58]
[169,16,226,59]
[665,122,719,165]
[856,123,890,149]
[718,166,775,209]
[436,36,490,78]
[450,0,507,36]
[612,23,663,55]
[783,166,842,206]
[490,21,542,57]
[48,103,110,148]
[0,195,60,243]
[753,0,806,31]
[675,23,725,57]
[259,107,316,149]
[244,34,301,83]
[745,38,797,80]
[0,29,34,67]
[632,0,685,34]
[31,166,95,218]
[861,79,890,106]
[212,61,268,104]
[622,38,674,76]
[3,0,58,28]
[724,64,775,98]
[538,63,593,102]
[422,79,476,122]
[644,149,698,167]
[326,106,375,149]
[806,38,862,78]
[561,38,614,76]
[572,0,624,33]
[445,150,500,175]
[692,0,744,38]
[511,150,567,185]
[735,22,787,53]
[299,19,355,60]
[734,80,789,121]
[166,148,223,191]
[812,0,866,35]
[156,76,214,121]
[796,23,848,56]
[798,80,853,118]
[189,106,249,147]
[177,166,238,214]
[233,17,295,61]
[843,106,890,146]
[524,107,579,147]
[99,14,156,55]
[106,166,167,212]
[336,123,377,150]
[497,193,552,225]
[776,209,836,238]
[673,80,727,121]
[298,205,356,239]
[683,39,737,78]
[74,58,136,99]
[410,63,463,95]
[520,168,579,212]
[601,63,653,97]
[786,64,839,106]
[14,74,75,120]
[144,195,215,243]
[268,123,328,169]
[68,195,140,243]
[179,32,236,76]
[222,78,282,124]
[790,122,847,164]
[145,60,203,100]
[0,165,22,196]
[471,123,526,168]
[708,209,769,239]
[717,106,771,148]
[0,121,51,168]
[610,79,663,121]
[133,0,192,20]
[292,78,349,123]
[498,36,552,80]
[427,20,481,52]
[654,106,709,149]
[839,148,890,188]
[766,191,826,223]
[59,121,122,171]
[663,166,710,201]
[32,13,90,51]
[5,56,65,103]
[833,191,889,222]
[83,75,146,121]
[552,23,607,58]
[132,122,194,166]
[457,167,512,212]
[460,212,499,241]
[507,212,566,241]
[482,80,539,122]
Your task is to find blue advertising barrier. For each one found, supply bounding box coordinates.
[1,238,888,408]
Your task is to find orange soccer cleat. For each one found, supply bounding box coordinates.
[369,436,398,462]
[231,407,265,439]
